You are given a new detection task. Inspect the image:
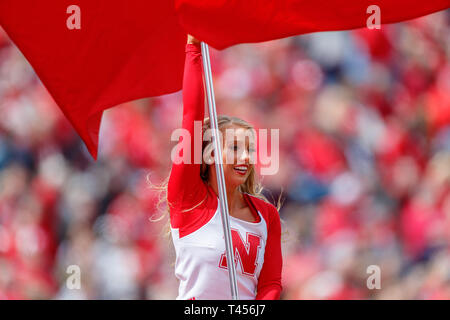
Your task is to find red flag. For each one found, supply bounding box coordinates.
[0,1,186,160]
[175,0,449,50]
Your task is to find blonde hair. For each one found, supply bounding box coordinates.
[150,115,283,236]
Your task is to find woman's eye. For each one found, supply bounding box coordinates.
[228,144,255,153]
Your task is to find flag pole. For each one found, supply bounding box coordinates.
[200,41,239,300]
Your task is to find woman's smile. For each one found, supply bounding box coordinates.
[233,164,249,176]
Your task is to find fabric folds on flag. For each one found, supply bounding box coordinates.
[0,0,186,160]
[175,0,450,50]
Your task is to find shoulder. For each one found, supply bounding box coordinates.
[246,193,280,224]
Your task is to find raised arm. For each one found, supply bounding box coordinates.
[167,37,207,212]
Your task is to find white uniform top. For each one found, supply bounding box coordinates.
[171,204,268,300]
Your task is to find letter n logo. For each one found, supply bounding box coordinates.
[219,229,262,277]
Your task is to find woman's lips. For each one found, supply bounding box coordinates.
[234,165,248,175]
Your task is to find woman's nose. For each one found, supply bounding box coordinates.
[238,149,249,163]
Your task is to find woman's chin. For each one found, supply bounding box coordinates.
[227,174,247,187]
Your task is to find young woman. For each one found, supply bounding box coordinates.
[166,35,282,300]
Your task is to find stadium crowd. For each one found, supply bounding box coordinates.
[0,11,449,299]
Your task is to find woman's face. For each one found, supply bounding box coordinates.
[209,124,256,188]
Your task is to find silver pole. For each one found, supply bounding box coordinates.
[200,41,239,300]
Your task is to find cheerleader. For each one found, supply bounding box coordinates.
[166,35,282,300]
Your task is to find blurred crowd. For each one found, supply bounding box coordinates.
[0,11,449,299]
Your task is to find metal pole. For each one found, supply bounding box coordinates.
[200,41,239,300]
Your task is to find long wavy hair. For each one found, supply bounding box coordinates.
[149,115,283,236]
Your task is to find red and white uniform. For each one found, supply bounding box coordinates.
[167,43,282,300]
